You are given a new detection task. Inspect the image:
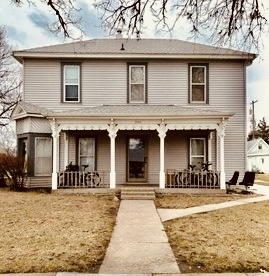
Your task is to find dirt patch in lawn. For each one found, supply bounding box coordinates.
[0,190,119,273]
[160,195,269,273]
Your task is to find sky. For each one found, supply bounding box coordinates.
[0,0,268,129]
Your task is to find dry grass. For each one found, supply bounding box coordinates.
[156,194,269,273]
[0,190,119,273]
[255,173,269,186]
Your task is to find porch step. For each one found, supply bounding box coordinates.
[120,187,156,200]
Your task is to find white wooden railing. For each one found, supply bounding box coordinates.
[166,169,220,189]
[57,171,109,188]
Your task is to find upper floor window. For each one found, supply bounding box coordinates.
[128,64,147,103]
[189,65,208,103]
[63,64,80,102]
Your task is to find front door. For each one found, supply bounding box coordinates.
[127,137,147,182]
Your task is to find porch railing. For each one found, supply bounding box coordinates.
[166,169,220,189]
[57,170,109,188]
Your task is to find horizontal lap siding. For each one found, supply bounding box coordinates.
[209,62,246,179]
[24,60,61,108]
[148,61,188,104]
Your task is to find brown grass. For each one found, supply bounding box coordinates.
[0,190,119,273]
[255,173,269,186]
[156,194,269,273]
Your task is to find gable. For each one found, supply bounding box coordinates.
[248,139,269,156]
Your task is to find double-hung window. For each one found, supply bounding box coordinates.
[128,64,147,103]
[190,138,206,169]
[189,65,208,103]
[35,137,52,176]
[63,64,80,102]
[78,138,95,172]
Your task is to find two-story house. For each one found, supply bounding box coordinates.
[11,38,256,190]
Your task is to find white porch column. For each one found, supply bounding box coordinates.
[157,120,168,189]
[108,120,118,189]
[63,132,69,169]
[50,119,60,190]
[217,119,227,190]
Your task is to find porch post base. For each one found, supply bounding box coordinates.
[52,172,58,190]
[159,171,165,189]
[110,171,116,189]
[220,172,226,190]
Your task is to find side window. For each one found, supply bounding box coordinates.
[35,137,52,176]
[63,64,80,102]
[78,138,95,172]
[190,138,206,168]
[189,65,208,103]
[128,64,147,103]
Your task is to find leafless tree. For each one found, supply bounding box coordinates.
[0,27,21,128]
[9,0,269,50]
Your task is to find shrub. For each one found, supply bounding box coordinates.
[0,153,27,190]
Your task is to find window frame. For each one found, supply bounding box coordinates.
[34,137,52,176]
[189,137,207,169]
[127,63,148,104]
[189,64,209,104]
[78,137,96,172]
[62,63,81,103]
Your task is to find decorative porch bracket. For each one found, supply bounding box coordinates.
[50,119,60,190]
[216,118,228,189]
[157,119,168,189]
[108,119,119,189]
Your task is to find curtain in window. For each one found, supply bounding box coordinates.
[190,138,205,168]
[79,138,95,172]
[130,66,145,102]
[35,137,52,176]
[191,67,205,102]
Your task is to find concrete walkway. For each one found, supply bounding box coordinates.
[99,200,180,274]
[158,183,269,222]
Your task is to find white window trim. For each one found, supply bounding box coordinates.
[78,138,96,172]
[63,64,80,103]
[34,137,52,176]
[190,138,206,166]
[190,65,207,104]
[129,65,146,103]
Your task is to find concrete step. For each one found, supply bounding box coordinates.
[120,188,156,200]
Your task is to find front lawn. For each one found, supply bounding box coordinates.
[0,190,119,273]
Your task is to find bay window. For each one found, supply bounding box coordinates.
[35,137,52,176]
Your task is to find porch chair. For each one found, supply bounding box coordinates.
[239,171,256,191]
[225,171,239,189]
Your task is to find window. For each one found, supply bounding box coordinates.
[79,138,95,172]
[128,64,146,103]
[63,64,80,102]
[190,138,206,168]
[258,144,262,150]
[189,65,208,103]
[35,137,52,176]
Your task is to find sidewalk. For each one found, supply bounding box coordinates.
[99,200,180,274]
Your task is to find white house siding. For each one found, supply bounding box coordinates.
[209,61,246,179]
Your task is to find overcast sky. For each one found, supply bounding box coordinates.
[1,0,268,128]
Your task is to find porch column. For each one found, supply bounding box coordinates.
[63,132,69,169]
[217,119,227,190]
[50,119,60,190]
[157,120,168,189]
[108,120,118,189]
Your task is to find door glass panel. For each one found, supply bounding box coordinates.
[128,138,146,181]
[79,138,95,172]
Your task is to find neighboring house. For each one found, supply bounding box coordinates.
[11,38,256,190]
[247,138,269,173]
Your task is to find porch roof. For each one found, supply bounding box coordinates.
[47,104,234,119]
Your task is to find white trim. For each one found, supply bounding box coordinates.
[63,65,80,103]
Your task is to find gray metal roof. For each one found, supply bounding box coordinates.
[47,104,233,119]
[13,38,256,61]
[12,101,234,120]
